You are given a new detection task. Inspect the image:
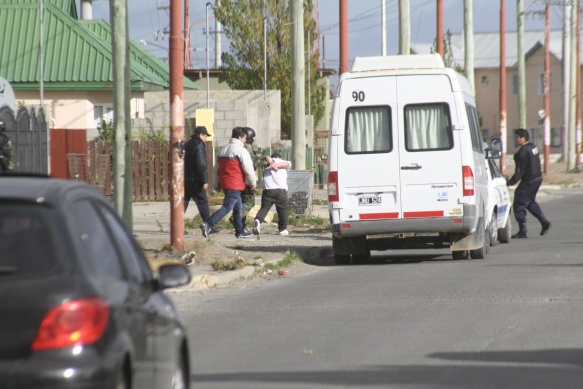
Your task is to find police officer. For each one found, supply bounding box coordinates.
[507,128,551,238]
[230,127,261,230]
[0,121,14,173]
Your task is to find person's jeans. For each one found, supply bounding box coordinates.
[255,189,289,231]
[209,189,244,234]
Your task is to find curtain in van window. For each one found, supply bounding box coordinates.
[405,103,452,151]
[346,106,391,153]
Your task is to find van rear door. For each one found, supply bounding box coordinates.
[335,75,401,222]
[396,74,463,219]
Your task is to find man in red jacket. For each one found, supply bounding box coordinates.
[200,127,257,238]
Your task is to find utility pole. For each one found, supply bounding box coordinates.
[517,0,526,129]
[464,0,474,93]
[563,0,571,160]
[215,20,222,67]
[577,3,581,169]
[436,0,443,60]
[499,0,507,175]
[543,1,551,174]
[381,0,386,56]
[339,0,348,74]
[291,0,306,170]
[184,0,191,69]
[110,0,133,229]
[568,0,578,170]
[169,0,185,250]
[399,0,410,55]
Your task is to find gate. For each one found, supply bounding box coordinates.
[0,105,48,174]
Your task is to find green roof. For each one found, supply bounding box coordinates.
[0,0,197,91]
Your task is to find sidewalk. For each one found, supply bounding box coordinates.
[134,188,332,293]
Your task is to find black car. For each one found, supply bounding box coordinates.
[0,175,191,389]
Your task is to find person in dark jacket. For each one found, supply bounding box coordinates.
[184,126,221,232]
[507,128,551,238]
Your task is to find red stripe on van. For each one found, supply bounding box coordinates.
[403,211,444,218]
[359,212,399,220]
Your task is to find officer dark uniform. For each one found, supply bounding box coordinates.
[507,128,551,238]
[232,127,260,230]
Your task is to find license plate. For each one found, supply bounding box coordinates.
[359,194,382,206]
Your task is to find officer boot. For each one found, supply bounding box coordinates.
[511,223,529,239]
[534,215,552,236]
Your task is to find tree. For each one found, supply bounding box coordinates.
[214,0,325,139]
[431,29,464,73]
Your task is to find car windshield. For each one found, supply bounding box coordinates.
[0,203,60,276]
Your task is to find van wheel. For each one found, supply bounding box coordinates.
[452,250,468,260]
[470,224,488,259]
[489,211,498,246]
[498,216,512,244]
[334,254,351,265]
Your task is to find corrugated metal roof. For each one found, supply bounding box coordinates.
[413,30,576,69]
[0,0,197,90]
[0,0,77,18]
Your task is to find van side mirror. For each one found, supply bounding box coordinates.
[489,138,502,159]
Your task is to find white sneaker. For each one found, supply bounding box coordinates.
[253,219,261,235]
[279,229,289,236]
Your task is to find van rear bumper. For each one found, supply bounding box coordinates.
[331,204,477,238]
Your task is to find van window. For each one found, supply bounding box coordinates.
[404,103,453,151]
[465,103,484,152]
[345,106,392,154]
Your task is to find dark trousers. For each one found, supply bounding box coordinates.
[513,177,544,224]
[184,180,210,223]
[255,189,289,232]
[241,185,256,220]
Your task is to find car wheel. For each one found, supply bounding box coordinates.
[171,351,189,389]
[489,211,498,246]
[334,254,351,265]
[452,250,468,260]
[498,216,512,244]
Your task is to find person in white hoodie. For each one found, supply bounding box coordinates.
[252,152,292,236]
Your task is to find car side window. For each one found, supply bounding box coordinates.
[94,204,153,284]
[488,159,502,179]
[68,200,124,280]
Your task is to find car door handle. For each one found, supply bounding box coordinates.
[401,164,422,170]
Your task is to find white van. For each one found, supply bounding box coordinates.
[327,54,489,263]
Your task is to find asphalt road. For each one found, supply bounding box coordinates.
[174,189,583,389]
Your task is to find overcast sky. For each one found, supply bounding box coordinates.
[83,0,565,71]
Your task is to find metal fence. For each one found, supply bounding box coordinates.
[0,105,48,174]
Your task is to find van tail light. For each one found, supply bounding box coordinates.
[328,171,339,202]
[462,166,475,196]
[31,298,109,351]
